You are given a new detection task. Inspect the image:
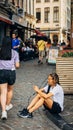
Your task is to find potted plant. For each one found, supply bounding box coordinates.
[56,50,73,94]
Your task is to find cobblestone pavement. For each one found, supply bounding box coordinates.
[0,59,61,130]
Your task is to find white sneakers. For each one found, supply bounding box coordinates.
[1,111,7,120]
[1,104,13,120]
[6,104,13,111]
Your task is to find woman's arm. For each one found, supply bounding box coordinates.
[34,86,53,99]
[15,62,20,68]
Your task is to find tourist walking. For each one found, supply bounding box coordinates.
[37,39,46,64]
[0,36,20,119]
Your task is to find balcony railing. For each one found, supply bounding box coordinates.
[0,0,5,4]
[0,1,17,13]
[7,2,17,13]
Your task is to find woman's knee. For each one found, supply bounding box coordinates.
[44,98,53,108]
[7,86,13,92]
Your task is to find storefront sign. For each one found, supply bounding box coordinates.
[12,14,27,27]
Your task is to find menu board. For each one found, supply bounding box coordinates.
[48,46,59,64]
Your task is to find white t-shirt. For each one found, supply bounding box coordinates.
[44,84,64,111]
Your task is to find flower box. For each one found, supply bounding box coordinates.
[56,50,73,94]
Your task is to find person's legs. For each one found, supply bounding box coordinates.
[6,70,16,110]
[6,85,13,105]
[38,51,41,63]
[28,97,44,113]
[38,51,43,62]
[27,94,41,110]
[0,83,7,119]
[40,51,44,63]
[44,98,53,109]
[0,83,7,112]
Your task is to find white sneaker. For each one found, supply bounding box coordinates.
[6,104,13,111]
[1,111,7,120]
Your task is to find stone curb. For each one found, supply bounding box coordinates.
[46,110,73,130]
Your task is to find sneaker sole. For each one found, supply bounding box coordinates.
[1,117,7,120]
[17,113,33,118]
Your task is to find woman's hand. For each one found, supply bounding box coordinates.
[34,86,39,92]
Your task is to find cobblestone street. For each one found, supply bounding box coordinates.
[0,59,60,130]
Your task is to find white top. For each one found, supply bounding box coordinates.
[44,84,64,111]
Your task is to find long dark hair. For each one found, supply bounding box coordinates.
[0,36,12,60]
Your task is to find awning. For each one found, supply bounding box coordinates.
[0,16,12,25]
[30,34,48,41]
[34,29,46,36]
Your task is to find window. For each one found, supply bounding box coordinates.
[53,0,59,1]
[44,0,50,2]
[44,7,50,23]
[36,0,41,3]
[36,8,41,23]
[53,7,59,22]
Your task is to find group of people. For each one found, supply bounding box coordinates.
[0,34,64,120]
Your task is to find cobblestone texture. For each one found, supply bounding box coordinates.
[0,59,61,130]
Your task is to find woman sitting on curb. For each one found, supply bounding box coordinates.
[18,73,64,118]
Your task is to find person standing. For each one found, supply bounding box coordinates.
[37,39,46,64]
[45,39,52,63]
[12,33,20,52]
[0,36,20,119]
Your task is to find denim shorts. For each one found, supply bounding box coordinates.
[44,102,61,114]
[0,69,16,85]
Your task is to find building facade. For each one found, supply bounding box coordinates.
[34,0,71,44]
[24,0,36,39]
[0,0,35,44]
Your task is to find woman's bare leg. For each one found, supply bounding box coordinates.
[0,84,7,111]
[29,97,44,113]
[27,94,41,110]
[6,85,13,105]
[28,97,53,113]
[44,98,53,109]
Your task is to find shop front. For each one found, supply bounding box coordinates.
[0,14,13,45]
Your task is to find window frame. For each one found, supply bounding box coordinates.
[53,6,59,23]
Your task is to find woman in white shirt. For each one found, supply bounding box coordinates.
[18,73,64,118]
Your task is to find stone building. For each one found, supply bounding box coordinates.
[0,0,36,44]
[34,0,71,44]
[23,0,36,39]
